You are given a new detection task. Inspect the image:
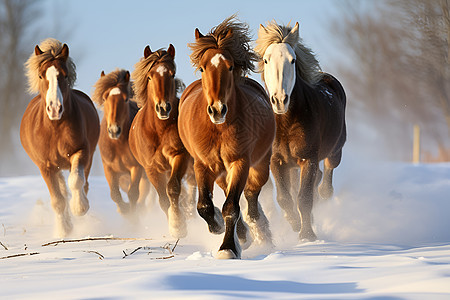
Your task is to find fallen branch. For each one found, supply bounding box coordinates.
[42,237,153,247]
[122,247,143,259]
[151,255,174,260]
[0,241,7,250]
[83,250,105,260]
[0,252,39,260]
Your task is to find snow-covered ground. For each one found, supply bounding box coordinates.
[1,160,450,299]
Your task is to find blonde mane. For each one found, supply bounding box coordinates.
[255,21,323,85]
[131,49,184,107]
[24,38,77,94]
[92,69,133,106]
[188,14,258,78]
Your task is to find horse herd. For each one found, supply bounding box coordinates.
[20,16,346,259]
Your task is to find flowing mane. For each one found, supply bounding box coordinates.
[255,21,323,85]
[24,38,77,94]
[188,15,257,78]
[131,49,184,107]
[92,69,133,106]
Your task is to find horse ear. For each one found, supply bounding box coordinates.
[101,71,105,77]
[259,24,268,35]
[167,44,175,58]
[124,71,130,83]
[35,45,43,56]
[195,28,204,40]
[144,45,152,59]
[60,44,69,61]
[289,22,299,38]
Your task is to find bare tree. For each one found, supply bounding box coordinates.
[331,0,450,161]
[0,0,41,174]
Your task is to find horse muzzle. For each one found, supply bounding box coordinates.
[207,102,227,124]
[46,103,63,120]
[108,124,122,139]
[155,101,172,120]
[270,94,289,114]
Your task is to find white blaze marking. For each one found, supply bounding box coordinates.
[109,87,121,96]
[211,53,226,68]
[156,65,168,77]
[45,65,63,119]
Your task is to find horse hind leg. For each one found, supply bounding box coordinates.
[271,158,301,232]
[68,152,90,216]
[318,150,342,200]
[166,154,190,239]
[41,169,73,237]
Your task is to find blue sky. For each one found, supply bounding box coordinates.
[39,0,340,95]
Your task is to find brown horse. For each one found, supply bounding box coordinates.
[179,16,276,259]
[21,38,100,237]
[255,21,347,241]
[92,69,149,215]
[129,44,193,238]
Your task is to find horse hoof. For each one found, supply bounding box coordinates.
[318,184,334,200]
[216,249,240,259]
[208,207,225,234]
[299,229,317,242]
[168,206,188,238]
[70,199,89,216]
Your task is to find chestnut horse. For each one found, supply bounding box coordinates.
[92,69,149,215]
[21,38,100,237]
[179,16,275,259]
[129,44,193,238]
[255,21,347,241]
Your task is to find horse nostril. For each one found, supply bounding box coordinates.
[271,96,276,105]
[207,105,214,116]
[283,95,289,105]
[155,103,160,113]
[58,106,63,114]
[116,127,121,136]
[221,104,227,116]
[166,102,172,112]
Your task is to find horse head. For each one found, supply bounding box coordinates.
[259,22,299,114]
[143,44,177,120]
[35,43,70,120]
[100,70,131,139]
[195,28,235,124]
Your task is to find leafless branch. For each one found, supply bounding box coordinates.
[0,241,8,250]
[82,250,105,260]
[0,252,39,260]
[42,237,153,247]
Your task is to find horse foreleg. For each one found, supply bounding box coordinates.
[243,155,273,247]
[166,153,190,239]
[40,168,72,237]
[128,166,143,213]
[68,151,89,216]
[271,157,301,232]
[146,169,170,215]
[217,159,249,259]
[297,159,318,241]
[104,167,130,215]
[195,161,224,235]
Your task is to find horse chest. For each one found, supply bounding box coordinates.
[273,122,316,161]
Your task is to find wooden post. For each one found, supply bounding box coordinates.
[413,124,420,164]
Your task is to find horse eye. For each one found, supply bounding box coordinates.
[264,59,268,64]
[148,76,151,81]
[199,67,204,73]
[229,66,234,71]
[39,74,42,79]
[291,59,296,64]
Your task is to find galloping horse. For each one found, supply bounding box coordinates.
[129,44,193,238]
[179,16,275,259]
[92,69,148,216]
[255,21,347,241]
[21,38,100,237]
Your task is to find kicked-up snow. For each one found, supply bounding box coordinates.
[1,161,450,299]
